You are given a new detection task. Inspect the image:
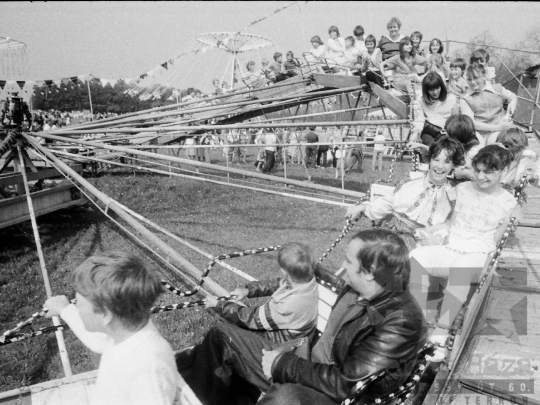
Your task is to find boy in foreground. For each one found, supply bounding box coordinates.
[45,251,180,405]
[205,242,319,344]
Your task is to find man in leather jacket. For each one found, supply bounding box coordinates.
[177,229,426,405]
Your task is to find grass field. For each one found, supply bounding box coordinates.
[0,149,413,392]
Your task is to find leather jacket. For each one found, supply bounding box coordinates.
[271,285,427,403]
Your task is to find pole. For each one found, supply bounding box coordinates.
[225,132,230,182]
[17,145,73,377]
[44,119,409,136]
[86,79,94,119]
[24,135,229,297]
[340,141,345,190]
[51,85,367,133]
[60,79,311,132]
[34,132,367,199]
[529,68,540,130]
[231,51,236,91]
[53,148,354,208]
[283,143,287,178]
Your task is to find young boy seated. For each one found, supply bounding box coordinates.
[204,242,319,344]
[45,251,180,405]
[268,52,288,83]
[448,58,469,97]
[283,51,301,77]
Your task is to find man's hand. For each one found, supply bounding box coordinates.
[204,296,219,309]
[44,296,70,318]
[346,204,365,219]
[228,287,249,301]
[262,349,280,379]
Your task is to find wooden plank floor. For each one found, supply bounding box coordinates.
[450,133,540,405]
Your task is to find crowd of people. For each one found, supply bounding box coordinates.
[28,15,540,405]
[30,109,118,132]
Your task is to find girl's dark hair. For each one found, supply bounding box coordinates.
[470,48,490,64]
[345,36,355,45]
[310,35,324,45]
[353,25,365,37]
[365,35,377,47]
[430,38,444,54]
[444,114,476,145]
[399,36,416,59]
[351,228,410,291]
[428,136,465,167]
[496,127,528,158]
[472,144,513,171]
[422,72,447,104]
[328,26,340,36]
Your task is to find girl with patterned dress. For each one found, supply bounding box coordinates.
[409,144,518,350]
[346,136,464,250]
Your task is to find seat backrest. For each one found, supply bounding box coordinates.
[317,283,338,333]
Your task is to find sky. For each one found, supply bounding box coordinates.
[2,1,540,92]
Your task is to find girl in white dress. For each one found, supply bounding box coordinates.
[410,144,518,348]
[347,136,464,250]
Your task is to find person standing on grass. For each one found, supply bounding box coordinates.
[263,129,278,174]
[317,127,330,168]
[44,251,180,405]
[372,128,386,172]
[304,126,319,168]
[342,129,364,178]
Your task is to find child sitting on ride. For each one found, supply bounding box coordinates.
[411,31,426,57]
[470,48,496,83]
[347,136,464,250]
[411,72,460,147]
[428,38,451,79]
[204,242,319,344]
[44,251,180,405]
[261,58,276,83]
[409,144,518,349]
[283,51,301,77]
[460,63,517,145]
[361,34,384,87]
[427,53,447,82]
[353,25,367,54]
[343,36,361,74]
[448,58,469,97]
[380,36,427,92]
[326,25,347,71]
[497,127,540,189]
[243,61,266,89]
[269,52,288,83]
